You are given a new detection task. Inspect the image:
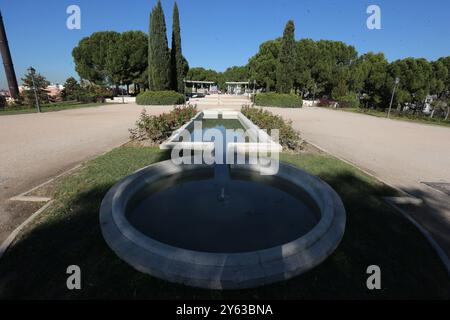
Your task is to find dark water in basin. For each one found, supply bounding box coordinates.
[126,169,320,253]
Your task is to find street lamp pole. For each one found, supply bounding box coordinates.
[28,67,40,113]
[312,83,317,106]
[388,77,400,119]
[183,78,186,105]
[121,81,125,104]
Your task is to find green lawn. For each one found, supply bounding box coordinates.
[0,146,448,299]
[330,107,450,127]
[0,101,113,116]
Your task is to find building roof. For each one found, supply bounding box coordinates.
[184,80,216,84]
[225,81,249,85]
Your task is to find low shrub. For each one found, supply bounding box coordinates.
[317,98,338,107]
[241,105,302,151]
[129,105,197,143]
[0,96,6,109]
[337,94,360,108]
[78,93,106,103]
[136,90,184,106]
[255,92,302,108]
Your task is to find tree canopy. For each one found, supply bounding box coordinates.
[72,31,148,91]
[276,21,296,93]
[21,70,50,106]
[171,1,188,92]
[246,25,450,109]
[148,0,171,91]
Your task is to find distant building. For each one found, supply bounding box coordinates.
[46,83,64,98]
[19,83,64,100]
[0,89,14,103]
[423,95,436,114]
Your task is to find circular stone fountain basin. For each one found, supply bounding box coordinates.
[100,160,346,290]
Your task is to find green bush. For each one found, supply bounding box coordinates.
[255,92,302,108]
[129,105,197,143]
[0,96,6,109]
[136,90,184,106]
[78,93,106,103]
[337,94,360,108]
[241,105,302,151]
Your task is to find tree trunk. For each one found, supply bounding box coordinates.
[445,107,450,120]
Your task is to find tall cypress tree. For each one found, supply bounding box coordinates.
[148,0,171,91]
[170,1,187,92]
[276,20,296,93]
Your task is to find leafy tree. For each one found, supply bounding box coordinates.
[248,39,280,91]
[171,1,188,92]
[312,40,358,97]
[72,31,120,85]
[438,57,450,90]
[357,52,388,108]
[186,68,221,82]
[148,0,171,91]
[386,58,433,109]
[61,77,82,101]
[294,39,317,97]
[107,31,148,93]
[430,60,448,97]
[331,79,349,100]
[21,70,50,106]
[276,21,296,93]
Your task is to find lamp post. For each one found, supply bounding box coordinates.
[27,66,40,113]
[312,82,317,106]
[120,81,125,104]
[183,78,186,105]
[388,77,400,119]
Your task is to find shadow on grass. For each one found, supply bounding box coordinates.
[0,160,448,299]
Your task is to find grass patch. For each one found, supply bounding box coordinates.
[0,146,448,299]
[0,101,112,116]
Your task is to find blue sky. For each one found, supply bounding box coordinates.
[0,0,449,89]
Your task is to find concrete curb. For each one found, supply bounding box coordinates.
[384,198,450,276]
[0,200,54,260]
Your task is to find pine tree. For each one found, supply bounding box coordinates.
[148,0,171,91]
[276,20,296,93]
[21,70,50,106]
[171,1,187,92]
[62,77,81,101]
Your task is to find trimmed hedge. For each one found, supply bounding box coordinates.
[78,93,106,103]
[136,90,184,106]
[241,105,302,151]
[255,93,302,108]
